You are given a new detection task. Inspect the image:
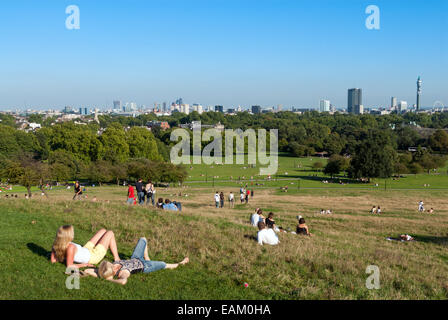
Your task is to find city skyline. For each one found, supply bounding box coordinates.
[0,0,446,109]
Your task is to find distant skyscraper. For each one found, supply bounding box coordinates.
[319,100,330,112]
[215,105,224,113]
[391,97,397,110]
[416,76,422,111]
[347,88,362,114]
[79,107,88,115]
[398,101,408,113]
[113,100,122,110]
[162,102,167,112]
[251,105,261,114]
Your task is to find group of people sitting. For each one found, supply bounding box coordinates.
[250,209,312,245]
[4,194,19,198]
[319,209,333,215]
[370,206,382,214]
[51,225,189,285]
[156,198,182,211]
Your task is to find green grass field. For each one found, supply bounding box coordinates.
[182,155,448,190]
[1,179,448,299]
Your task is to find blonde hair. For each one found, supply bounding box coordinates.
[52,225,74,262]
[98,261,115,279]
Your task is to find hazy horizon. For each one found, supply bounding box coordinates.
[0,0,446,110]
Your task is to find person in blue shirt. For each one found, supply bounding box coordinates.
[163,199,178,211]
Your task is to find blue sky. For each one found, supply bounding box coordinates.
[0,0,446,110]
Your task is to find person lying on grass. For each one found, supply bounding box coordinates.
[51,225,120,269]
[400,234,414,241]
[83,237,189,285]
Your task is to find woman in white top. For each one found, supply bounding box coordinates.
[51,225,120,268]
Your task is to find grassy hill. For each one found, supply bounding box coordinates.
[1,185,448,299]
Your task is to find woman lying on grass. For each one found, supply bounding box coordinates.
[51,225,120,268]
[84,237,189,285]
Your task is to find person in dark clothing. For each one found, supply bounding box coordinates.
[73,181,82,200]
[135,178,145,205]
[219,192,225,208]
[296,217,311,236]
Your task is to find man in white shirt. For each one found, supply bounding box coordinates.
[229,192,234,208]
[214,192,220,208]
[251,209,260,227]
[418,201,424,212]
[257,221,279,246]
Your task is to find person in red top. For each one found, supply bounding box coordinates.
[127,185,135,205]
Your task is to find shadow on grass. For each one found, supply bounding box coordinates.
[27,243,51,260]
[244,234,257,242]
[414,235,448,246]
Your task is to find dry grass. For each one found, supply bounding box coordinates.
[2,186,448,299]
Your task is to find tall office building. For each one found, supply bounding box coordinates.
[215,105,224,113]
[79,107,88,115]
[180,104,190,114]
[319,100,330,112]
[162,102,167,112]
[113,100,122,110]
[347,88,362,114]
[391,97,397,110]
[416,76,422,111]
[251,105,261,114]
[398,101,408,113]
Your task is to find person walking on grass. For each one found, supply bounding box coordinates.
[51,225,120,269]
[240,192,245,204]
[418,201,424,212]
[145,180,155,206]
[135,178,145,205]
[73,181,82,200]
[84,237,189,285]
[229,192,234,208]
[245,190,249,204]
[127,184,136,205]
[219,192,225,208]
[214,191,220,208]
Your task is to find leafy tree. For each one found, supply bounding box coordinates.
[87,160,113,186]
[429,130,448,153]
[0,155,50,197]
[312,161,324,171]
[324,155,349,178]
[349,130,397,181]
[100,123,129,164]
[126,127,161,161]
